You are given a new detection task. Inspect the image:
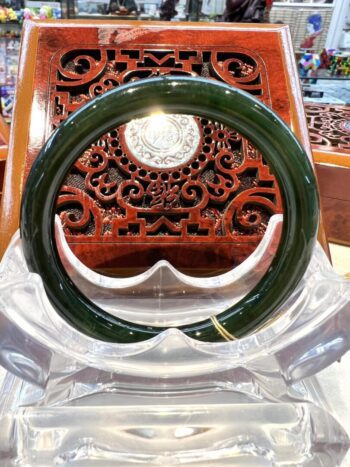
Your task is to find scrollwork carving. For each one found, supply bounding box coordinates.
[57,49,108,87]
[56,186,103,236]
[50,46,270,130]
[57,116,282,243]
[49,43,281,270]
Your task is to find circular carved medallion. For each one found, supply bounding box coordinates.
[124,113,201,169]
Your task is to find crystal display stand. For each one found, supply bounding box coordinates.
[0,217,349,466]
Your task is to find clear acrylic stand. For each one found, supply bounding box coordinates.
[0,215,349,465]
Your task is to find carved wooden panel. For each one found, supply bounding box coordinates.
[57,117,281,240]
[50,47,270,132]
[305,103,350,154]
[50,45,282,274]
[0,22,318,271]
[306,103,350,246]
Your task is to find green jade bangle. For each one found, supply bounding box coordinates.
[20,77,319,343]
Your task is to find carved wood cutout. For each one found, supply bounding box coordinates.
[50,46,282,275]
[305,103,350,246]
[305,103,350,154]
[57,117,281,239]
[50,47,270,132]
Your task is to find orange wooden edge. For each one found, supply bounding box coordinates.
[313,149,350,169]
[0,145,8,161]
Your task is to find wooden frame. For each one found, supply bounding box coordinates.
[0,20,329,273]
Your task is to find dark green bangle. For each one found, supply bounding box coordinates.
[20,77,319,343]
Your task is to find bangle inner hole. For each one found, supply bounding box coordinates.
[54,111,283,327]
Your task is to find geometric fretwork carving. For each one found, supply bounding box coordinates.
[50,46,270,130]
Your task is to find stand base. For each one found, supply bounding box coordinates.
[1,402,348,466]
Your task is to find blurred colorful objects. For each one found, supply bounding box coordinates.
[300,13,323,50]
[0,5,61,23]
[0,7,18,23]
[0,85,15,123]
[0,30,20,86]
[319,48,334,69]
[22,7,33,20]
[299,49,350,78]
[329,54,350,77]
[299,53,320,77]
[22,5,61,20]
